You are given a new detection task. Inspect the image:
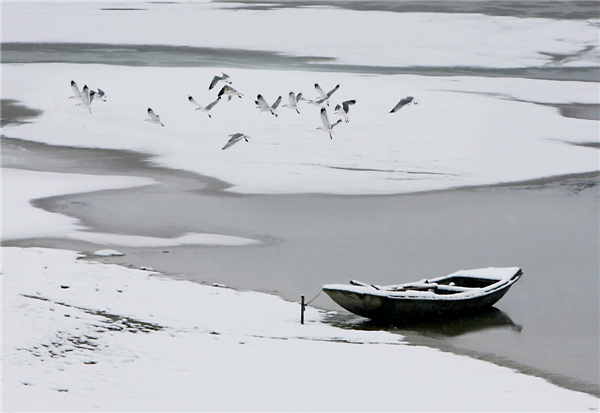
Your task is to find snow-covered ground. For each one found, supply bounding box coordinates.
[3,246,599,411]
[4,64,599,195]
[2,1,599,410]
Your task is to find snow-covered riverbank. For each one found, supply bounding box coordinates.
[3,246,598,411]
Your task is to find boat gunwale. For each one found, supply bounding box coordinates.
[323,268,523,302]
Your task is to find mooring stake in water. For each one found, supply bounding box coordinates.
[300,290,323,324]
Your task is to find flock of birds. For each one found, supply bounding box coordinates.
[69,81,106,110]
[69,73,417,150]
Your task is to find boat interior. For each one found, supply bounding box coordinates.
[351,276,503,295]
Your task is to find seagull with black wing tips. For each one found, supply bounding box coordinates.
[94,88,107,102]
[304,97,327,108]
[209,72,231,90]
[255,94,282,117]
[334,99,356,123]
[218,85,243,101]
[145,107,164,127]
[390,96,417,113]
[282,92,303,114]
[314,83,340,106]
[76,85,95,113]
[317,107,342,139]
[222,133,250,150]
[188,95,221,118]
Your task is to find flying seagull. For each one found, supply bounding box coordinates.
[314,83,340,106]
[76,85,95,113]
[70,80,82,100]
[145,107,164,127]
[209,72,231,90]
[304,96,328,108]
[188,95,221,118]
[317,107,342,139]
[71,81,106,103]
[282,92,303,114]
[218,85,243,101]
[222,133,249,150]
[334,99,356,123]
[390,96,417,113]
[94,88,107,102]
[255,94,282,117]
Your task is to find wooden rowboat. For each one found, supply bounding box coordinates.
[322,267,523,322]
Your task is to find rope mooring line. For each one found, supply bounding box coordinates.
[305,289,323,306]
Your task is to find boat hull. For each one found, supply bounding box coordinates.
[323,268,522,322]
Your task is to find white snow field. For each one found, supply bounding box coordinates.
[2,1,598,195]
[4,64,598,195]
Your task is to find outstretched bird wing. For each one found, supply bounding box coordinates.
[71,80,82,99]
[206,96,221,110]
[209,76,221,90]
[209,73,229,90]
[148,107,159,120]
[390,96,414,113]
[326,84,340,98]
[96,88,106,101]
[255,94,270,109]
[343,99,356,112]
[314,83,327,99]
[271,96,282,110]
[222,133,248,150]
[217,85,230,97]
[287,92,297,106]
[320,107,331,129]
[82,85,92,105]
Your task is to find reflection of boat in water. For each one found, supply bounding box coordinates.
[325,306,522,337]
[323,267,523,324]
[373,307,522,335]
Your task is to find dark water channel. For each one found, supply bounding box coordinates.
[3,42,599,83]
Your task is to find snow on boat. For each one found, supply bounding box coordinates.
[322,267,523,322]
